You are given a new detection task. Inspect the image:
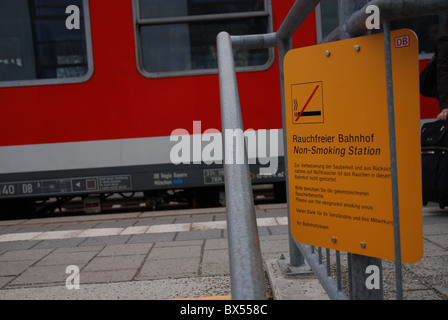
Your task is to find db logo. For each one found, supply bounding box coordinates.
[395,35,410,48]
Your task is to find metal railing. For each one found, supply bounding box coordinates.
[217,31,267,300]
[217,0,448,300]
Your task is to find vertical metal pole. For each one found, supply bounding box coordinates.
[268,0,325,272]
[275,0,324,269]
[336,250,342,292]
[347,253,353,299]
[350,254,383,300]
[338,0,383,300]
[383,21,404,300]
[217,31,267,300]
[337,0,369,39]
[278,37,306,267]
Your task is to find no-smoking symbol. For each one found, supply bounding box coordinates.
[291,81,324,124]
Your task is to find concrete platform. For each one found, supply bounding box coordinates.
[0,276,232,300]
[0,202,447,300]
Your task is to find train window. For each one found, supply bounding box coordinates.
[316,1,446,59]
[0,0,93,87]
[133,0,273,77]
[390,15,446,58]
[315,0,338,42]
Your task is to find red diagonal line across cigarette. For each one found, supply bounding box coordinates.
[295,84,320,122]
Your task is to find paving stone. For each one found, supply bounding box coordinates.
[78,235,130,247]
[0,248,53,262]
[98,243,153,256]
[52,246,103,253]
[81,269,137,284]
[127,232,176,244]
[0,260,36,276]
[8,265,68,286]
[35,251,97,266]
[204,238,228,250]
[83,255,145,272]
[175,229,222,241]
[137,258,200,280]
[32,238,86,249]
[154,240,203,247]
[147,245,202,260]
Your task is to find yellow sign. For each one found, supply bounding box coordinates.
[284,29,422,263]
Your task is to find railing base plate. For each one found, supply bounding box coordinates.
[277,256,313,276]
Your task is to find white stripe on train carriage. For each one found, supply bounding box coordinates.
[0,129,284,174]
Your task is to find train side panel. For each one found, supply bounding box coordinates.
[0,0,315,204]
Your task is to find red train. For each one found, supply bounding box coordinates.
[0,0,443,215]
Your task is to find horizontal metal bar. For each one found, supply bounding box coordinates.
[322,0,448,43]
[319,26,340,44]
[137,11,268,26]
[231,0,322,49]
[230,32,277,50]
